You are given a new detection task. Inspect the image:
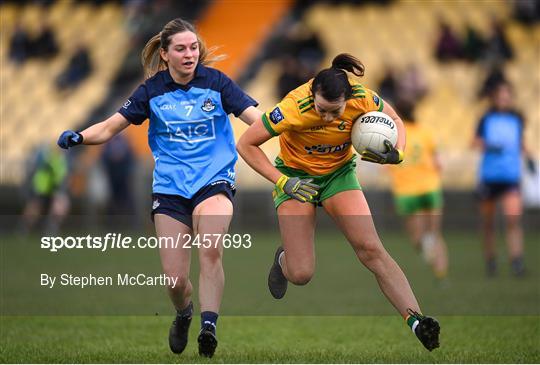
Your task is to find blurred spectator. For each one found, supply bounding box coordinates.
[463,24,486,62]
[478,66,507,99]
[435,21,463,62]
[512,0,540,25]
[377,66,398,104]
[277,55,308,99]
[397,64,428,104]
[274,23,325,99]
[378,64,428,105]
[472,81,536,277]
[20,144,71,234]
[9,21,32,65]
[100,134,135,215]
[31,21,59,59]
[286,24,324,60]
[56,43,93,90]
[294,30,325,68]
[483,19,513,66]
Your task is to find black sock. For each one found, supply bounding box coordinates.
[201,311,218,334]
[176,301,193,318]
[511,256,525,275]
[486,257,497,276]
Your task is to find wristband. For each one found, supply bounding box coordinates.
[397,149,404,163]
[74,132,84,144]
[276,175,288,192]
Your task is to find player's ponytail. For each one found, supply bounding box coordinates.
[331,53,365,77]
[141,33,166,79]
[141,18,225,79]
[312,53,364,102]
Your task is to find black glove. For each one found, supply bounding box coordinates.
[361,139,403,164]
[57,130,83,149]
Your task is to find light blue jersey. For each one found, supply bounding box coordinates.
[118,65,257,198]
[476,109,524,183]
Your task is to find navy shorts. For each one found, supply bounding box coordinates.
[151,180,235,228]
[477,182,519,201]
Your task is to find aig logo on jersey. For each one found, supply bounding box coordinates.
[201,98,216,112]
[165,118,216,143]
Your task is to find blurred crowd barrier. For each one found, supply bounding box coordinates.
[1,0,539,218]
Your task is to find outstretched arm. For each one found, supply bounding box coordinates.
[80,113,130,145]
[58,113,130,149]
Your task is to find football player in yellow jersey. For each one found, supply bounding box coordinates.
[237,54,440,351]
[385,101,449,280]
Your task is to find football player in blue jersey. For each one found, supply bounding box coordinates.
[57,18,262,358]
[473,81,535,277]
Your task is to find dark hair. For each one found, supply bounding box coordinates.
[311,53,365,102]
[490,80,512,97]
[141,18,224,78]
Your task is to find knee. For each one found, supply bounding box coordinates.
[355,239,386,265]
[166,274,190,295]
[505,215,521,229]
[199,248,223,268]
[287,266,313,286]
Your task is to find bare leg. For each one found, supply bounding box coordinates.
[480,199,497,260]
[154,214,193,311]
[192,193,233,313]
[323,190,420,317]
[424,210,449,279]
[46,192,70,234]
[501,189,524,275]
[479,198,497,275]
[21,198,42,233]
[405,214,424,252]
[277,199,317,285]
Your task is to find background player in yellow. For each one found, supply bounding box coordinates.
[385,100,449,280]
[237,54,440,351]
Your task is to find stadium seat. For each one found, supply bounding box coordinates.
[1,1,129,184]
[242,0,539,189]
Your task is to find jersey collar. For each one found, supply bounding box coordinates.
[163,64,208,86]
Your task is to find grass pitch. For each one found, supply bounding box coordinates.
[1,229,539,362]
[1,315,538,363]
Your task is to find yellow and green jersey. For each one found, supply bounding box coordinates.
[262,79,384,175]
[386,121,441,196]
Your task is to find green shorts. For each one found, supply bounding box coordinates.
[273,156,361,209]
[394,189,443,215]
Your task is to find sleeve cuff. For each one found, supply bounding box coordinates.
[118,108,145,125]
[378,98,384,112]
[262,114,279,137]
[233,100,259,117]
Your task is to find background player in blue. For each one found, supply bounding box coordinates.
[473,81,535,277]
[57,18,261,357]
